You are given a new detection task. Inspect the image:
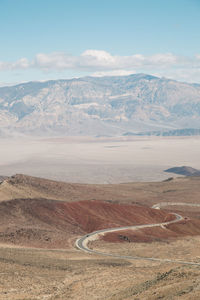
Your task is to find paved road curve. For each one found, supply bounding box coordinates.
[75,203,200,266]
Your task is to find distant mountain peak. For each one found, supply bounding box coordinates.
[0,73,200,137]
[164,166,200,176]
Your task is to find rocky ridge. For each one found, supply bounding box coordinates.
[0,73,200,136]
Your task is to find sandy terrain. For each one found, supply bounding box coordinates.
[0,240,200,299]
[1,136,200,183]
[1,173,200,207]
[0,174,200,299]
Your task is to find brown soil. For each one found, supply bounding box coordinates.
[0,174,200,249]
[0,174,200,299]
[102,219,200,243]
[0,198,168,249]
[1,174,200,210]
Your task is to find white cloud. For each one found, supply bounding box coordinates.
[0,50,180,71]
[81,50,116,66]
[34,52,78,70]
[148,53,177,65]
[1,50,200,83]
[13,58,30,69]
[0,58,30,71]
[92,70,136,77]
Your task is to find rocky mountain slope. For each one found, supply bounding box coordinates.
[0,74,200,136]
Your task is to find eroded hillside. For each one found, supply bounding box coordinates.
[0,174,200,249]
[0,198,169,249]
[0,174,200,299]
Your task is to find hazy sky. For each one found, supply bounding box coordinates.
[0,0,200,85]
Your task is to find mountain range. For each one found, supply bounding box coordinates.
[0,73,200,137]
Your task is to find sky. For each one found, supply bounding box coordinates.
[0,0,200,85]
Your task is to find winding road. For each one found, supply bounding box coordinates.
[75,202,200,266]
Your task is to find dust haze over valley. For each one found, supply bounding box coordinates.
[1,136,200,183]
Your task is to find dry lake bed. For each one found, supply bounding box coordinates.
[0,136,200,183]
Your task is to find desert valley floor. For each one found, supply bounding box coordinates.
[1,136,200,183]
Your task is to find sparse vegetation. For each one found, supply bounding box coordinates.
[0,174,200,299]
